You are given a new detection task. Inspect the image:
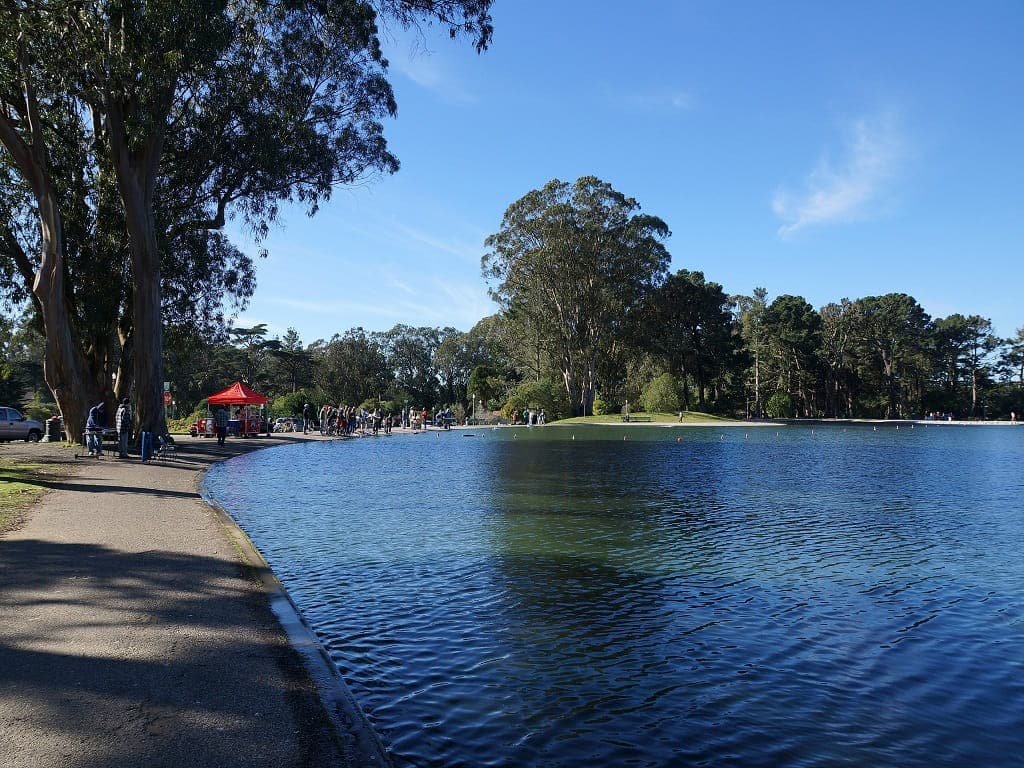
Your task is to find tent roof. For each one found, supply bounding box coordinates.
[207,381,268,406]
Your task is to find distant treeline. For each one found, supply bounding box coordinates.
[4,174,1020,423]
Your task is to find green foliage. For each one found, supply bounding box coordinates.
[640,374,681,413]
[592,397,609,416]
[313,328,391,407]
[640,270,737,411]
[272,389,318,418]
[766,391,795,418]
[358,398,401,415]
[468,364,500,404]
[484,176,671,416]
[21,393,58,422]
[501,378,569,420]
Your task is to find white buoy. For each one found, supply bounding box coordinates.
[896,425,899,430]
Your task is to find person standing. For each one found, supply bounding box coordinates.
[214,406,229,446]
[302,402,313,434]
[86,402,107,456]
[115,398,133,458]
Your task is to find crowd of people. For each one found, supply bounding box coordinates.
[298,403,460,437]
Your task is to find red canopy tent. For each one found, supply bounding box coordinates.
[207,382,268,437]
[208,381,268,406]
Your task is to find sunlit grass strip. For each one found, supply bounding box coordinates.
[552,411,738,424]
[0,460,48,534]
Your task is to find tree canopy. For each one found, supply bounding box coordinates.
[483,176,671,416]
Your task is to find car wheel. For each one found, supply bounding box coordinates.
[26,429,42,443]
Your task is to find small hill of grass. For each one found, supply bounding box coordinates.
[552,411,738,425]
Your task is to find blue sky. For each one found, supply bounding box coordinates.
[229,0,1024,344]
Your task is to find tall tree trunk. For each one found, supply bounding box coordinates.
[32,195,100,440]
[753,346,761,417]
[971,368,979,417]
[105,97,168,436]
[119,181,166,435]
[0,96,98,440]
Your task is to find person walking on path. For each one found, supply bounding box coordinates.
[115,398,133,458]
[85,402,107,456]
[214,406,229,446]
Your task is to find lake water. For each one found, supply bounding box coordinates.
[203,424,1024,767]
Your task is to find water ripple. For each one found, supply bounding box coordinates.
[205,426,1024,767]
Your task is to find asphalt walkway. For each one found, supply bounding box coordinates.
[0,435,361,768]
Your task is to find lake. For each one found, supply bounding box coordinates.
[203,424,1024,767]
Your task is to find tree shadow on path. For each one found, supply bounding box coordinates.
[0,538,347,768]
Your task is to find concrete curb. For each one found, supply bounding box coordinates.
[199,460,393,768]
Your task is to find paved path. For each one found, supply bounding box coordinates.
[0,435,360,768]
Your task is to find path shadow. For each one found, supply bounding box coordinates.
[0,538,345,768]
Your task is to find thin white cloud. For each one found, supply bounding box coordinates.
[389,46,476,105]
[773,114,905,236]
[623,88,695,112]
[265,298,348,316]
[388,220,481,261]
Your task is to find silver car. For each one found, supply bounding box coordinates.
[0,407,44,442]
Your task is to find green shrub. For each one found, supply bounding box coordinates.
[640,374,680,413]
[271,389,319,418]
[501,378,569,420]
[22,392,58,422]
[593,397,609,416]
[766,391,794,418]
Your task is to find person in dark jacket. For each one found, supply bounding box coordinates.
[115,398,133,458]
[86,402,107,456]
[214,406,229,446]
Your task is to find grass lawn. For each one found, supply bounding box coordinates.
[553,411,739,425]
[0,459,51,534]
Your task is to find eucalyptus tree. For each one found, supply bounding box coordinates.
[960,315,999,417]
[0,15,104,437]
[268,329,314,395]
[851,293,931,418]
[377,324,442,407]
[819,299,859,417]
[312,327,391,406]
[483,177,671,416]
[642,269,736,411]
[434,327,497,408]
[734,287,769,417]
[2,0,493,436]
[1000,328,1024,386]
[762,295,821,416]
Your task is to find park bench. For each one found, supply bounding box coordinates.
[621,415,652,422]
